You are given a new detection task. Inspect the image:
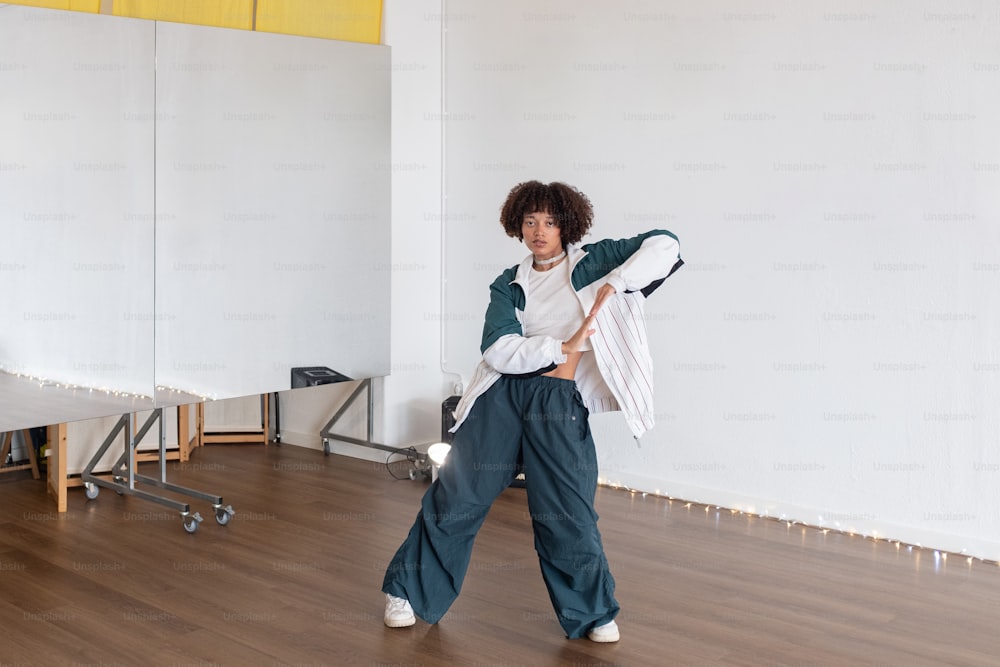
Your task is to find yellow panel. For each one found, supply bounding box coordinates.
[113,0,254,30]
[256,0,382,44]
[4,0,100,11]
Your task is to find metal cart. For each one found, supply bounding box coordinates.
[81,408,234,533]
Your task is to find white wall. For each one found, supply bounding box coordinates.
[425,1,1000,560]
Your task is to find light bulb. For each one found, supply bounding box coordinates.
[427,442,451,466]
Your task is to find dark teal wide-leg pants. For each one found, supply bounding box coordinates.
[382,375,619,639]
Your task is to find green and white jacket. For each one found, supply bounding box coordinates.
[451,230,682,439]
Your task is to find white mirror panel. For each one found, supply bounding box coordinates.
[0,7,391,431]
[0,6,155,431]
[153,22,391,402]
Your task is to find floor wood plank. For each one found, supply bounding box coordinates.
[1,443,999,666]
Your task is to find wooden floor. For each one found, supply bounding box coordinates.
[1,443,1000,666]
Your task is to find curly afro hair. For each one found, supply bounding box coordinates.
[499,180,594,246]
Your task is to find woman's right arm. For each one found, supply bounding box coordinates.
[482,333,566,375]
[479,270,568,375]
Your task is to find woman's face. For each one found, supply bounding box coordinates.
[521,210,562,261]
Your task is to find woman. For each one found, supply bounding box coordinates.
[382,180,682,642]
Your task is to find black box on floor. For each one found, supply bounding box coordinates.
[291,367,352,389]
[441,395,460,443]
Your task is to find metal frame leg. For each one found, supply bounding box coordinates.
[81,409,235,532]
[319,378,432,479]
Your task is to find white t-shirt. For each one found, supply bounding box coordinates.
[521,258,592,351]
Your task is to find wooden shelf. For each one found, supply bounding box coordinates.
[198,394,269,446]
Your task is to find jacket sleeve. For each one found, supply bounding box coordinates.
[576,230,682,295]
[480,269,567,374]
[483,334,566,375]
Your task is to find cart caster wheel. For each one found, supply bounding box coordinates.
[408,467,420,481]
[214,505,235,526]
[112,476,125,494]
[182,512,203,534]
[322,440,330,456]
[84,483,99,500]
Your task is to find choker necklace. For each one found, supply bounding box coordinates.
[534,250,566,266]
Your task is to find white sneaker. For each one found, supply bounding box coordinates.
[587,619,620,643]
[384,593,415,628]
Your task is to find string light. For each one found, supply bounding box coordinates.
[0,368,219,405]
[154,385,218,402]
[597,481,1000,569]
[1,367,152,402]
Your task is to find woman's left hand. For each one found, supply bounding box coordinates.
[590,283,617,317]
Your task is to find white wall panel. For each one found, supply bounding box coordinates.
[153,22,391,402]
[0,6,155,431]
[0,7,392,433]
